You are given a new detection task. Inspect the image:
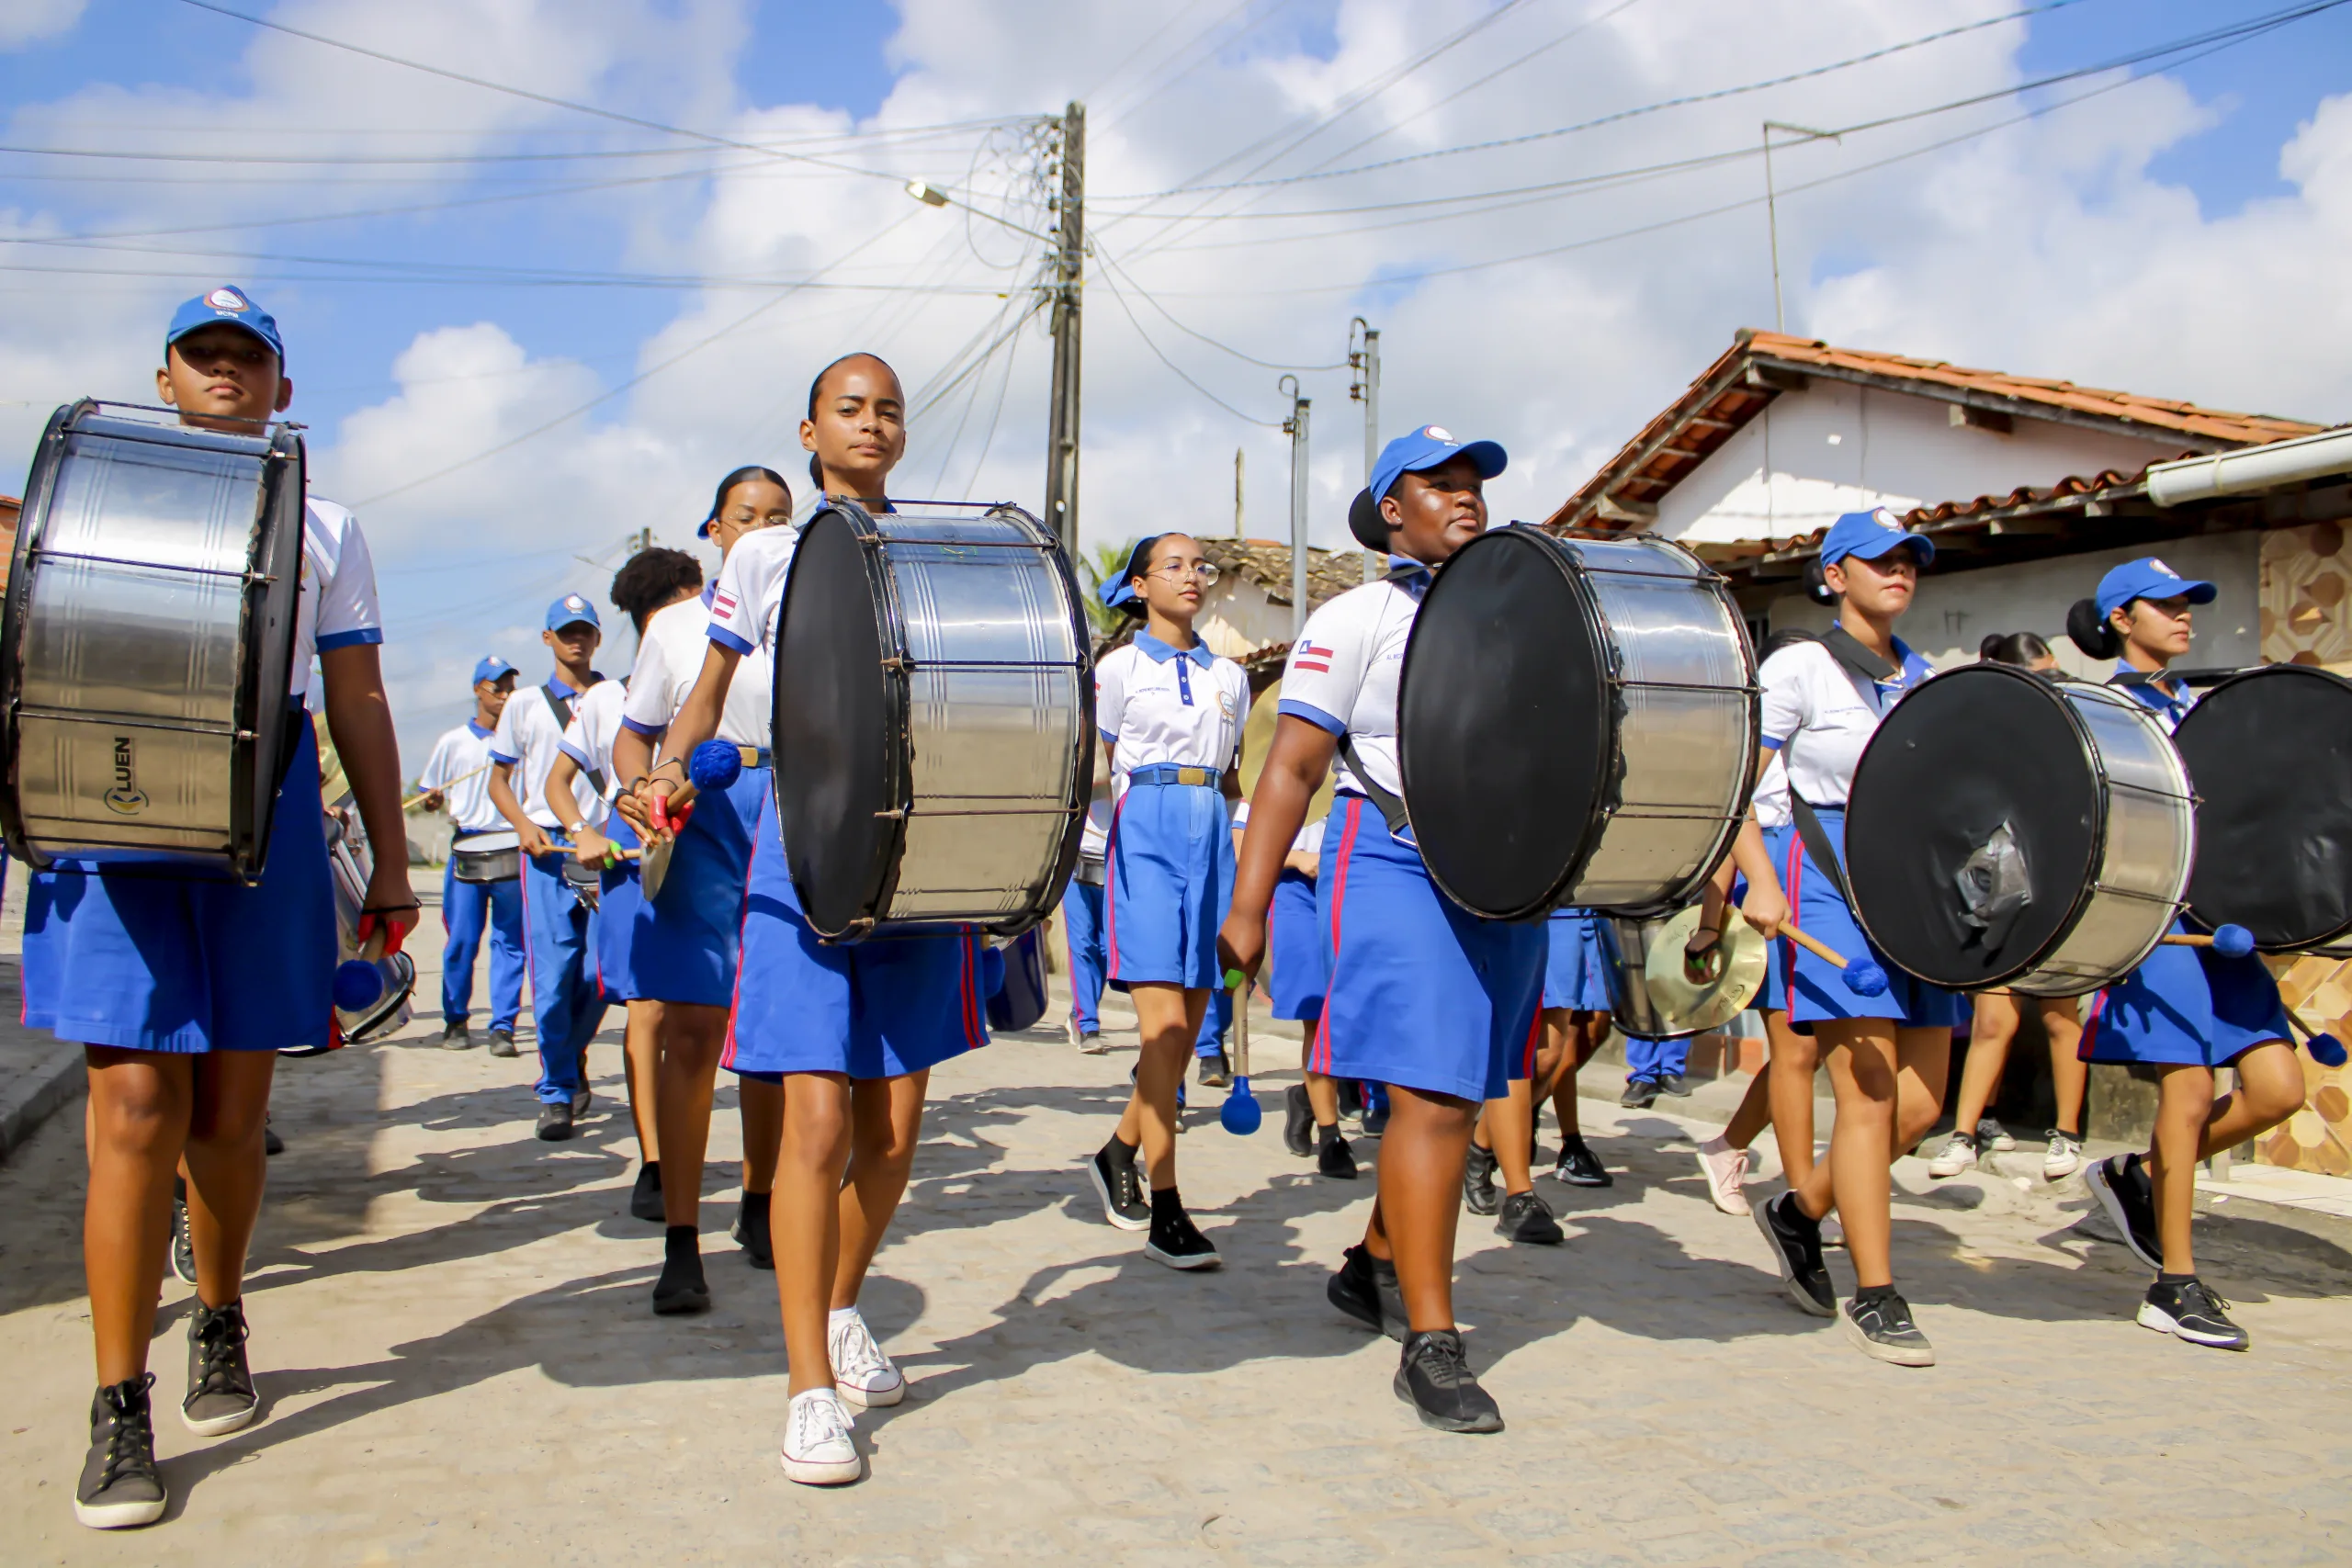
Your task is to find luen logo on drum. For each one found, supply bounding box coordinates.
[103,737,148,815]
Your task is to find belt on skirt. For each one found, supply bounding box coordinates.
[1125,763,1221,788]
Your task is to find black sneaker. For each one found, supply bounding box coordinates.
[652,1228,711,1315]
[571,1087,593,1119]
[263,1120,284,1157]
[1840,1290,1935,1366]
[1337,1079,1365,1125]
[730,1193,774,1269]
[1496,1189,1565,1246]
[1283,1084,1315,1157]
[1551,1134,1612,1188]
[1462,1143,1499,1216]
[440,1020,474,1051]
[1317,1126,1359,1180]
[487,1028,519,1058]
[1657,1072,1690,1098]
[1197,1050,1231,1089]
[535,1102,574,1142]
[1620,1078,1660,1109]
[1753,1191,1836,1317]
[1327,1244,1408,1340]
[1144,1202,1221,1270]
[2140,1276,2249,1351]
[2086,1154,2162,1270]
[1087,1145,1150,1232]
[629,1162,665,1224]
[75,1375,164,1529]
[182,1299,257,1435]
[1395,1329,1503,1434]
[1362,1094,1390,1136]
[170,1185,197,1285]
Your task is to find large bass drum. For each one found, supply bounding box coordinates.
[774,500,1091,942]
[2168,663,2352,953]
[1845,665,2193,997]
[0,400,304,882]
[1398,527,1758,920]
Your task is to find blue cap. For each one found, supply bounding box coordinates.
[1819,506,1935,570]
[1370,424,1507,506]
[2096,557,2216,622]
[165,286,285,365]
[470,655,516,688]
[545,594,601,632]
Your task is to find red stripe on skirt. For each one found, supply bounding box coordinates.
[1314,798,1363,1077]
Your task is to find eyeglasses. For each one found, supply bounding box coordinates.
[1146,561,1220,586]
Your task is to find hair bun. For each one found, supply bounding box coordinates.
[2064,596,2120,659]
[1346,489,1386,552]
[1803,556,1837,606]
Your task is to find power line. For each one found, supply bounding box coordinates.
[1091,242,1344,368]
[1094,267,1282,426]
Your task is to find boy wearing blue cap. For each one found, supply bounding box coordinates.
[415,657,526,1053]
[45,287,415,1529]
[486,596,610,1141]
[2066,558,2305,1351]
[1729,506,1958,1368]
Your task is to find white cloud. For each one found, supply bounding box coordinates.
[0,0,86,50]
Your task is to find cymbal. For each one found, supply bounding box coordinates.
[1640,904,1768,1035]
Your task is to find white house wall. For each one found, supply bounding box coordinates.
[1757,529,2264,674]
[1656,383,2196,545]
[1196,578,1284,659]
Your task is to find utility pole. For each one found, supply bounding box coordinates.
[1043,102,1087,561]
[1233,446,1244,537]
[1350,317,1380,582]
[1281,376,1310,643]
[1762,120,1838,336]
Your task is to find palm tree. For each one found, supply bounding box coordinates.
[1076,538,1138,638]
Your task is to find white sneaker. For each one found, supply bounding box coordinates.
[1693,1136,1749,1215]
[1927,1132,1979,1179]
[2042,1130,2084,1181]
[780,1388,863,1485]
[828,1309,906,1409]
[1977,1118,2017,1153]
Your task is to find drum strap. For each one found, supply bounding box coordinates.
[1336,734,1410,840]
[1788,792,1855,908]
[1808,626,1900,717]
[539,684,608,796]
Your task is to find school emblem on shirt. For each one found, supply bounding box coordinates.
[1218,691,1239,720]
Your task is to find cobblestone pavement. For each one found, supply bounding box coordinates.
[4,954,2351,1564]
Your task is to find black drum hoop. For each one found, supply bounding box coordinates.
[0,400,78,874]
[1848,664,2113,993]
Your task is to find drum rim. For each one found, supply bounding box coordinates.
[0,400,305,885]
[2172,661,2352,953]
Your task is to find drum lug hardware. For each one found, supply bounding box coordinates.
[874,808,909,820]
[879,656,908,671]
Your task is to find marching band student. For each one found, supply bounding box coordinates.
[548,549,702,1242]
[633,351,985,1485]
[1272,807,1358,1179]
[1060,778,1114,1054]
[1537,912,1616,1188]
[415,657,525,1053]
[486,595,611,1142]
[1223,432,1544,1434]
[29,287,416,1529]
[1084,532,1250,1268]
[1733,507,1956,1367]
[2070,558,2307,1350]
[1461,913,1572,1244]
[608,473,789,1303]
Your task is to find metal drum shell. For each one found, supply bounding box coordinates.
[0,401,304,882]
[775,501,1092,942]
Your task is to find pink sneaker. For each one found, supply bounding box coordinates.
[1694,1136,1749,1215]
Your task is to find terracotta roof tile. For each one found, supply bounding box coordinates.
[1200,537,1376,609]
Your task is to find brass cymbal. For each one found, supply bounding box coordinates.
[1640,903,1769,1034]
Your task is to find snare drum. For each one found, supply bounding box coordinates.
[305,807,415,1053]
[773,500,1090,941]
[1844,665,2193,997]
[0,400,305,882]
[449,829,521,885]
[1398,527,1758,920]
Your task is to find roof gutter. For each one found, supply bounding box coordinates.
[2146,424,2352,507]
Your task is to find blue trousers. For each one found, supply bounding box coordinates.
[440,863,525,1032]
[521,849,607,1104]
[1625,1035,1690,1084]
[1062,879,1106,1033]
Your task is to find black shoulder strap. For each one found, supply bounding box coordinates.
[1337,733,1410,839]
[537,684,606,797]
[1788,791,1854,907]
[1783,627,1897,716]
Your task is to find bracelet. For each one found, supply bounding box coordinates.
[627,775,650,795]
[650,756,686,778]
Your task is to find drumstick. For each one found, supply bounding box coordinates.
[401,763,488,811]
[2283,1005,2349,1068]
[1771,920,1891,998]
[2160,924,2256,958]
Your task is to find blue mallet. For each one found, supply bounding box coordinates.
[2283,1006,2349,1068]
[333,927,393,1011]
[1777,920,1889,997]
[2162,923,2256,959]
[1219,967,1262,1135]
[641,740,745,898]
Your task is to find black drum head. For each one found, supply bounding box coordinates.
[1846,664,2100,988]
[2174,664,2352,951]
[1399,526,1609,919]
[774,507,902,938]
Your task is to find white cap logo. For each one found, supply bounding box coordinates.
[565,595,585,609]
[2150,559,2180,579]
[206,287,248,311]
[1872,507,1900,530]
[1423,425,1453,442]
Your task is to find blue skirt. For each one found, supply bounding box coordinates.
[1266,869,1324,1022]
[1770,808,1960,1032]
[595,767,763,1007]
[1541,908,1614,1012]
[722,787,989,1080]
[1104,781,1232,992]
[21,721,334,1054]
[2081,921,2290,1067]
[1310,795,1544,1102]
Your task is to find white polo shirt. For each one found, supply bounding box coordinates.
[1079,787,1112,862]
[294,496,381,698]
[488,671,606,832]
[418,719,503,834]
[555,679,627,828]
[1095,633,1249,775]
[621,586,773,749]
[707,523,798,660]
[1275,568,1426,804]
[1756,631,1934,807]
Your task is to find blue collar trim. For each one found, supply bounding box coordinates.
[1136,629,1215,668]
[467,719,494,739]
[545,671,583,697]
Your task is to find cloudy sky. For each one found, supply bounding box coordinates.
[4,0,2350,764]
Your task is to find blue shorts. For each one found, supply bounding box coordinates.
[722,787,989,1080]
[2081,923,2290,1067]
[1771,808,1960,1033]
[21,721,335,1055]
[1267,869,1324,1022]
[596,767,763,1008]
[1542,909,1614,1012]
[1309,795,1544,1103]
[1104,781,1231,992]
